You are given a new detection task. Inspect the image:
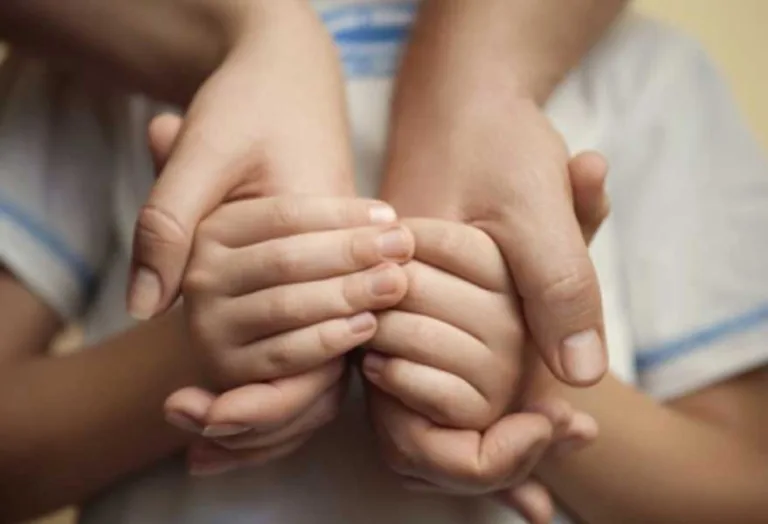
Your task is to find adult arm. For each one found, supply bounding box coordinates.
[381,0,629,386]
[0,0,230,105]
[0,1,354,321]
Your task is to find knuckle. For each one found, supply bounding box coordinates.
[461,461,504,490]
[268,243,303,280]
[134,205,189,252]
[402,315,439,349]
[182,265,215,296]
[271,198,304,230]
[183,253,224,296]
[339,274,365,315]
[195,216,221,244]
[403,265,426,303]
[343,230,370,269]
[266,291,304,325]
[448,401,496,431]
[431,225,467,257]
[262,339,296,377]
[539,262,598,310]
[334,199,362,227]
[316,322,345,361]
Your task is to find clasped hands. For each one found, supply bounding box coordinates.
[154,109,608,522]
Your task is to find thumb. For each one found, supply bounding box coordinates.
[569,151,610,244]
[148,113,184,175]
[127,80,258,319]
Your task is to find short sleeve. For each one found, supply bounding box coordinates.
[0,53,116,319]
[607,40,768,400]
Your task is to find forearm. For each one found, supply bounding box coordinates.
[383,0,628,208]
[398,0,628,106]
[0,0,237,104]
[536,376,768,523]
[0,311,201,522]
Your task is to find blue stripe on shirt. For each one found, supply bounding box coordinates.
[636,303,768,371]
[321,1,417,78]
[0,194,95,289]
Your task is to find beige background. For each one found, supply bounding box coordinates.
[31,1,768,523]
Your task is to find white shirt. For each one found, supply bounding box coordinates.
[1,2,767,522]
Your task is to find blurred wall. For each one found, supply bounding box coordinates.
[637,0,768,146]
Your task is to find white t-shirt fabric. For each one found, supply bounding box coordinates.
[1,2,768,522]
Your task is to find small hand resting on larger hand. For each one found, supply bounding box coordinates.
[365,152,609,523]
[163,194,414,473]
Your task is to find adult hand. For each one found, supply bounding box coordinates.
[380,0,628,387]
[375,150,610,523]
[127,0,354,320]
[382,96,607,387]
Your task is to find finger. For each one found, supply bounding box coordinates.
[200,196,398,249]
[401,218,509,293]
[202,360,345,434]
[147,112,183,174]
[216,224,414,294]
[497,480,554,524]
[129,118,241,320]
[221,263,407,341]
[363,353,493,430]
[477,170,606,387]
[369,311,509,412]
[129,56,357,321]
[397,259,523,351]
[221,312,377,384]
[371,392,552,493]
[214,383,343,450]
[524,397,576,442]
[188,432,314,477]
[553,411,599,456]
[164,386,216,434]
[569,151,610,244]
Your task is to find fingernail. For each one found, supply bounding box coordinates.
[128,267,162,320]
[189,460,239,477]
[348,312,376,334]
[560,329,605,384]
[369,204,398,224]
[165,411,202,434]
[368,265,400,297]
[377,227,411,260]
[363,352,386,377]
[202,424,251,438]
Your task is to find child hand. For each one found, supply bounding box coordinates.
[364,151,609,523]
[129,1,357,320]
[163,195,414,474]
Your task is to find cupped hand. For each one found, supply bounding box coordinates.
[383,97,608,388]
[369,150,609,523]
[128,0,354,320]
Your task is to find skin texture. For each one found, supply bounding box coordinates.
[0,0,628,388]
[533,364,768,523]
[382,0,629,387]
[158,111,611,522]
[0,278,199,522]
